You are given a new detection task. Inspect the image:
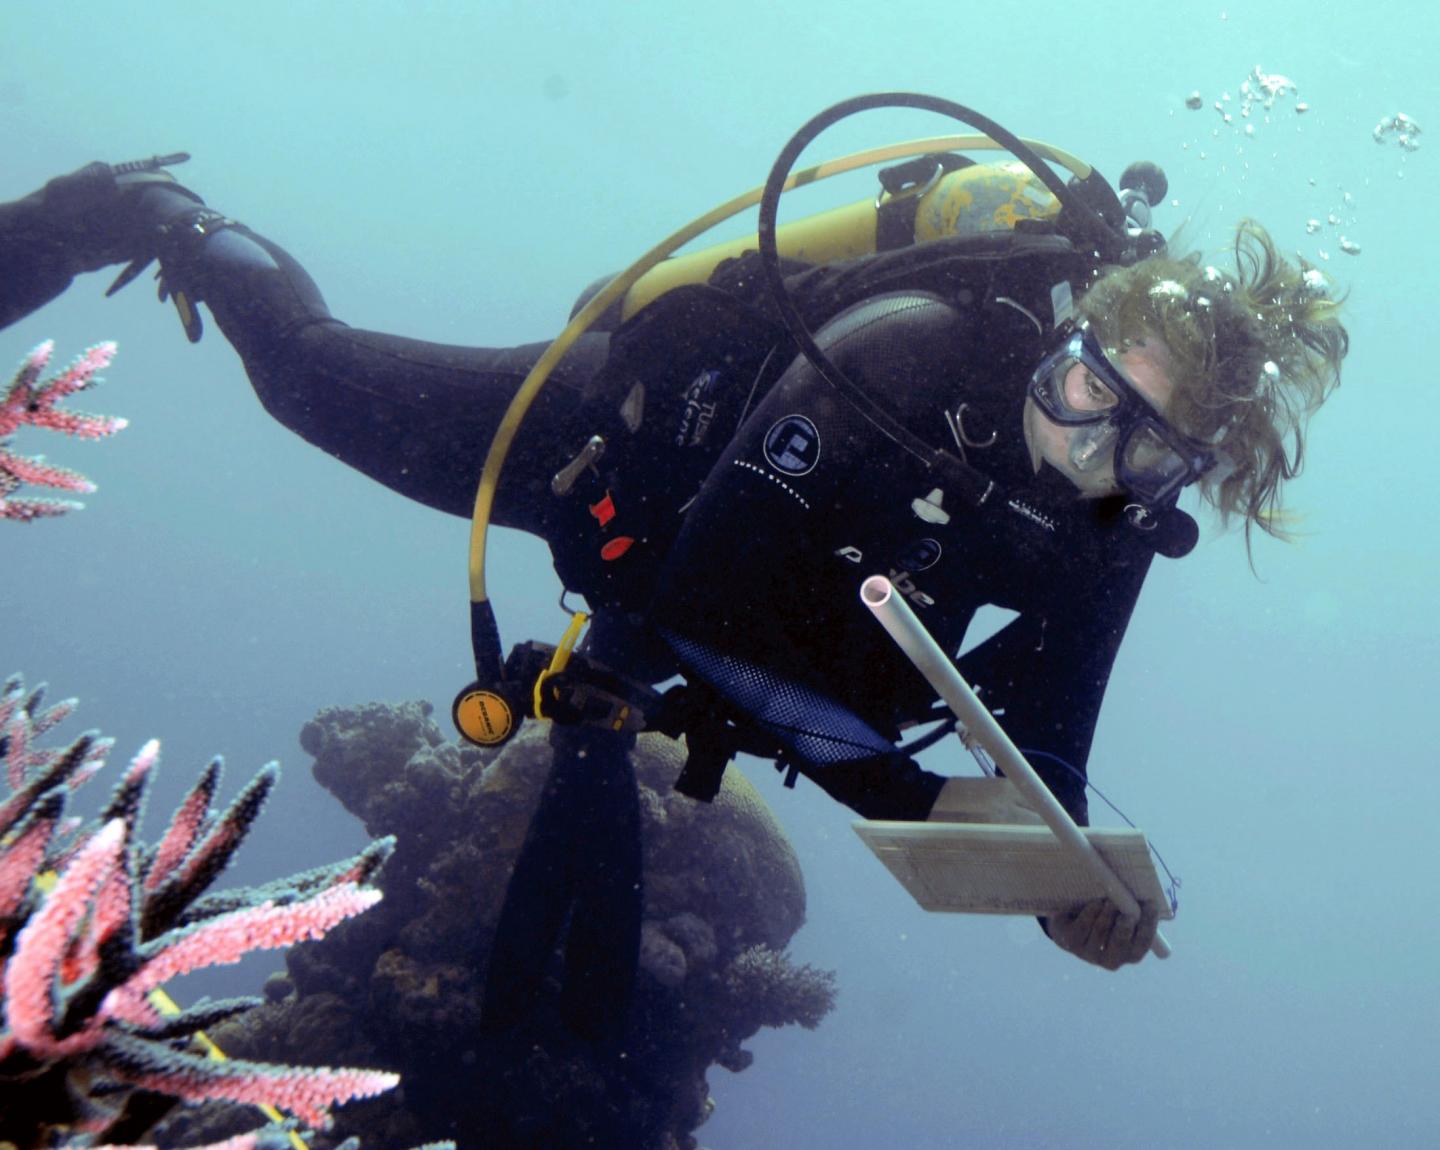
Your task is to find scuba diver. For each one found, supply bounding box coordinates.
[1,96,1347,1038]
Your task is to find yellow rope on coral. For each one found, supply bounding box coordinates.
[31,868,309,1148]
[146,986,310,1150]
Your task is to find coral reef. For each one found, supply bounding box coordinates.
[0,673,400,1147]
[186,703,836,1150]
[1,341,126,521]
[78,1133,290,1150]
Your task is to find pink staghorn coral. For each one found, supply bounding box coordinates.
[0,339,127,521]
[0,672,399,1146]
[112,883,383,1003]
[100,1039,398,1131]
[87,1135,279,1150]
[5,818,129,1058]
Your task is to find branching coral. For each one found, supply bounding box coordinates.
[0,673,400,1146]
[87,1133,289,1150]
[0,340,127,521]
[721,943,838,1032]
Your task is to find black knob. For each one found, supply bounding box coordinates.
[1119,161,1168,207]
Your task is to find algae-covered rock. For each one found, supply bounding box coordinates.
[205,704,834,1150]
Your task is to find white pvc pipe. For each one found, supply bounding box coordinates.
[861,575,1170,959]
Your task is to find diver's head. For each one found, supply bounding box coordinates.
[1023,320,1207,505]
[1027,220,1348,550]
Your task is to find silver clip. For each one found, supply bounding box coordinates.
[1125,503,1158,531]
[551,435,606,496]
[874,158,944,211]
[944,402,998,460]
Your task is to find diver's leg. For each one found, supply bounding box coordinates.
[478,730,588,1032]
[130,183,609,526]
[479,724,644,1039]
[558,726,642,1041]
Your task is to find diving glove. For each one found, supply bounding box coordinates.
[1,155,191,328]
[22,154,198,276]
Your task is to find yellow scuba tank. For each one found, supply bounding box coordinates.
[616,158,1064,321]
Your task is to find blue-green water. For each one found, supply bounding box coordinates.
[3,2,1435,1146]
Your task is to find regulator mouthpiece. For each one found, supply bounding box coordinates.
[1069,421,1118,471]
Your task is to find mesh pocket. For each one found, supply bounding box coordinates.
[663,630,893,764]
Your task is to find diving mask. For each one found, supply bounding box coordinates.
[1028,321,1219,506]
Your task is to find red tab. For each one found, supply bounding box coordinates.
[600,536,635,561]
[589,491,617,526]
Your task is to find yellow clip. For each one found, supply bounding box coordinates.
[533,611,589,720]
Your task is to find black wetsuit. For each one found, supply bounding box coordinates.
[0,163,144,329]
[1,172,1175,1039]
[1,180,1164,825]
[168,215,1164,820]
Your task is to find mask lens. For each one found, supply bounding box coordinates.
[1030,329,1126,426]
[1119,424,1190,500]
[1058,361,1120,416]
[1033,357,1112,425]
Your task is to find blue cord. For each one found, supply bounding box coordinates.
[1019,747,1182,915]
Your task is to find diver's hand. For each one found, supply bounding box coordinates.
[1044,897,1158,970]
[33,157,202,276]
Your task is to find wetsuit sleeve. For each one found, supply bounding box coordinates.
[956,536,1155,823]
[0,197,72,328]
[127,185,611,529]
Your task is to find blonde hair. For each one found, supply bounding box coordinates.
[1076,220,1347,555]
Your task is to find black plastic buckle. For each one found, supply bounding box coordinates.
[508,641,653,734]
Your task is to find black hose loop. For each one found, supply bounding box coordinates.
[756,93,1124,470]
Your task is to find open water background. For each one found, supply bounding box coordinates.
[3,3,1436,1146]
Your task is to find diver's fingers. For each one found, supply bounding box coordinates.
[1104,901,1160,969]
[1081,898,1118,959]
[1131,901,1161,962]
[1052,897,1159,969]
[1106,905,1140,970]
[1069,896,1106,934]
[1050,897,1107,961]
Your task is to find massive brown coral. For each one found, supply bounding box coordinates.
[189,702,835,1150]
